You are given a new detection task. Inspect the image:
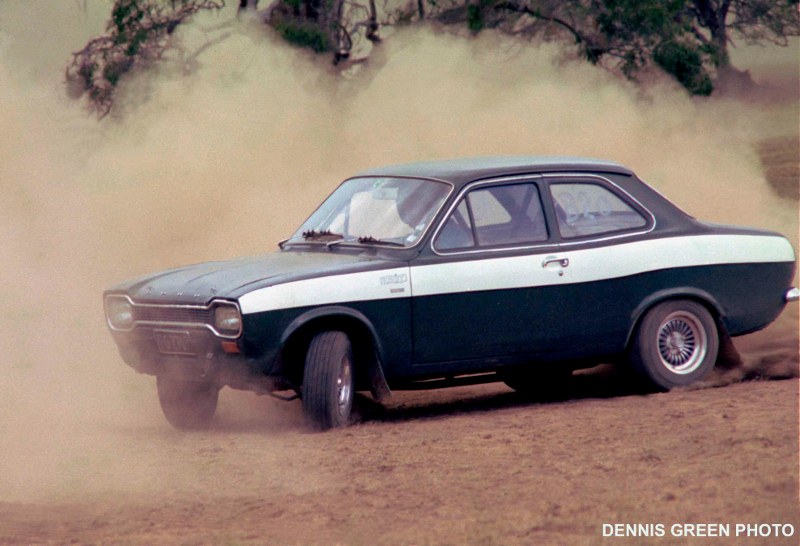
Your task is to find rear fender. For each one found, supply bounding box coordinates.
[626,287,726,348]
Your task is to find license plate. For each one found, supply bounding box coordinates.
[154,330,195,355]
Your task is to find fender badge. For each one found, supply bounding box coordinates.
[380,273,408,286]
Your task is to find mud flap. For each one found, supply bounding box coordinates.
[368,352,392,402]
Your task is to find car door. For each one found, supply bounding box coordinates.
[409,178,574,368]
[535,175,655,356]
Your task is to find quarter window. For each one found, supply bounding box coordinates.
[435,182,548,251]
[436,200,475,250]
[550,182,646,238]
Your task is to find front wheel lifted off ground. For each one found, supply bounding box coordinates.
[156,376,220,430]
[302,331,355,430]
[630,299,719,390]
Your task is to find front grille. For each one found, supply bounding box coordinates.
[105,295,241,339]
[133,306,212,326]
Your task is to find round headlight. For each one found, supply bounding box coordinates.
[106,297,134,330]
[214,304,241,336]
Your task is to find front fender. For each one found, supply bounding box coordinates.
[280,305,392,400]
[280,306,381,353]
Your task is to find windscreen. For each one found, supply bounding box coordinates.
[289,177,451,248]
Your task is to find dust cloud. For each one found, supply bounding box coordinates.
[0,2,796,503]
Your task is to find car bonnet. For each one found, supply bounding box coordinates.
[107,251,402,305]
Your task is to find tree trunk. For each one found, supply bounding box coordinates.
[691,0,732,68]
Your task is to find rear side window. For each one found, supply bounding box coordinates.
[435,182,548,251]
[550,182,646,238]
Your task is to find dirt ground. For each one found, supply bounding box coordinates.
[1,312,798,546]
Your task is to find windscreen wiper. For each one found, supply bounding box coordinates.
[302,229,341,240]
[281,230,343,249]
[356,235,405,247]
[324,235,405,249]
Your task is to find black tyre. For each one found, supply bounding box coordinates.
[156,376,220,430]
[630,300,719,390]
[302,331,354,430]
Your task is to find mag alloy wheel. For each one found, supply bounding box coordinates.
[336,352,353,419]
[630,300,719,390]
[656,311,708,375]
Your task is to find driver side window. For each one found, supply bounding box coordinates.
[435,182,548,251]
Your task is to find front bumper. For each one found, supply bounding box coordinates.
[110,327,278,391]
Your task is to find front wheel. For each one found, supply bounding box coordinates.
[156,376,220,430]
[630,300,719,390]
[302,331,355,430]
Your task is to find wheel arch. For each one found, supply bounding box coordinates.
[278,306,391,400]
[626,288,727,349]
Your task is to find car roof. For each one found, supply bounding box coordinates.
[354,156,634,186]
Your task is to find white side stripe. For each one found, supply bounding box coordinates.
[411,234,795,297]
[238,234,794,314]
[239,267,411,314]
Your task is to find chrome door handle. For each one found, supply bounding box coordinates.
[542,256,569,268]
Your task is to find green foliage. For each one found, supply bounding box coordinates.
[466,4,484,32]
[437,0,797,95]
[101,55,134,87]
[595,0,685,45]
[66,0,225,116]
[653,41,713,96]
[465,0,498,33]
[267,0,335,54]
[274,19,331,52]
[571,0,687,76]
[68,0,798,113]
[111,0,147,30]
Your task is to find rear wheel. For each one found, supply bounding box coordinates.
[156,376,219,430]
[302,331,354,430]
[630,300,718,390]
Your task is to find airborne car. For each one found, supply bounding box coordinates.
[104,157,798,430]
